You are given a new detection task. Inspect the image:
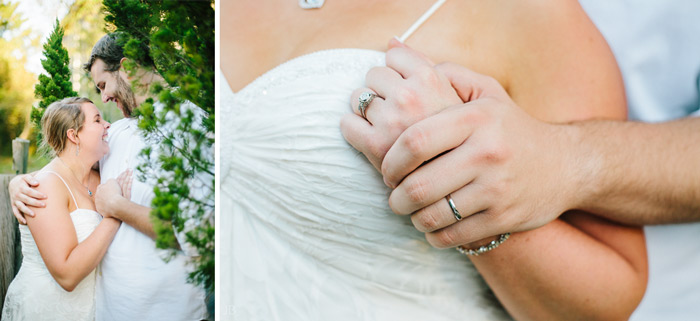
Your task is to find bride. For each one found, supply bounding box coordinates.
[221,0,647,319]
[2,97,122,320]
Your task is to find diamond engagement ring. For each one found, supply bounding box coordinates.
[358,92,377,121]
[446,194,462,221]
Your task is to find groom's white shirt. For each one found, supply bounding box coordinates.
[96,101,207,321]
[580,1,700,320]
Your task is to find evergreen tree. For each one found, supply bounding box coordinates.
[102,0,214,295]
[32,19,77,143]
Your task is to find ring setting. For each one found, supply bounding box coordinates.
[358,92,377,121]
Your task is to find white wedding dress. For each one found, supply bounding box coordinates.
[220,4,509,319]
[2,171,102,321]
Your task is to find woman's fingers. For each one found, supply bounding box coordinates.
[340,114,383,170]
[435,62,507,102]
[364,66,403,99]
[350,87,384,125]
[385,46,435,79]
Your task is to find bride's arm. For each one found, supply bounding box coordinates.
[461,2,646,320]
[26,173,120,292]
[464,215,646,321]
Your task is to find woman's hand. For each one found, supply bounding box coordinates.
[95,179,124,219]
[342,42,560,246]
[341,40,463,171]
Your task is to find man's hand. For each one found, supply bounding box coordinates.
[341,43,582,246]
[95,179,125,219]
[9,174,46,224]
[116,169,133,201]
[386,63,583,246]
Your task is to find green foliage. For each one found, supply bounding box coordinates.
[0,1,35,156]
[31,19,78,144]
[61,0,115,122]
[102,0,214,294]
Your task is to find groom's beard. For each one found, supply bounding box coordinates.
[115,74,138,118]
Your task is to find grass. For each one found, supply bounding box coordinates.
[0,154,51,175]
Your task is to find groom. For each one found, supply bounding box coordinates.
[9,33,209,320]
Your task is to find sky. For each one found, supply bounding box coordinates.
[13,0,74,75]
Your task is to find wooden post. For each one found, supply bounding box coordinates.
[12,138,30,175]
[1,174,22,313]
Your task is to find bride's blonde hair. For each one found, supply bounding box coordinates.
[40,97,93,157]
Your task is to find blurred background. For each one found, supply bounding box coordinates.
[0,0,119,174]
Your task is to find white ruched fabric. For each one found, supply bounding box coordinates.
[2,208,102,321]
[220,49,509,321]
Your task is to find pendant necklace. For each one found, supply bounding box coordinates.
[299,0,324,9]
[58,157,93,197]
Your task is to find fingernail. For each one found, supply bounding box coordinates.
[383,177,393,189]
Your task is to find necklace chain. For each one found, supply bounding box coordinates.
[58,157,93,197]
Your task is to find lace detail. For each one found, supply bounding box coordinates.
[220,49,510,320]
[2,210,102,321]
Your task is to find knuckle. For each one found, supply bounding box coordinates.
[488,180,509,198]
[366,138,390,163]
[415,67,440,87]
[458,106,487,126]
[401,126,429,159]
[404,177,430,205]
[484,76,502,91]
[412,209,441,232]
[382,113,404,132]
[480,142,510,164]
[431,229,457,248]
[393,86,419,108]
[479,146,504,164]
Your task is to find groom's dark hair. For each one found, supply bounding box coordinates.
[83,32,125,74]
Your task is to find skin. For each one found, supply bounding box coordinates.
[90,57,163,240]
[226,0,647,320]
[26,102,120,292]
[11,57,166,243]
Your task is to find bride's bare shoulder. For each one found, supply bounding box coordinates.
[496,0,627,121]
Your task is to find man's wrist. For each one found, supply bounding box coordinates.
[557,121,604,212]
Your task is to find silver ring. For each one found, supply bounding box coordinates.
[358,92,377,121]
[446,194,462,221]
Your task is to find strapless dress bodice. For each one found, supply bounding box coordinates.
[221,49,508,320]
[2,209,101,321]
